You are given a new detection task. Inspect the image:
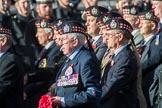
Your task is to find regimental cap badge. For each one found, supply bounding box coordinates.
[130,7,136,15]
[145,12,152,20]
[91,7,98,16]
[40,20,47,28]
[110,20,117,29]
[63,24,70,33]
[103,16,110,23]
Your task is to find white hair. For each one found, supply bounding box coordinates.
[44,28,53,34]
[64,33,86,45]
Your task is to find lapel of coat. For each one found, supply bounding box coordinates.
[141,36,155,61]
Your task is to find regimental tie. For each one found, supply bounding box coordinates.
[101,52,115,85]
[101,49,113,78]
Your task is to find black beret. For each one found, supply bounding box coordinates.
[57,20,86,35]
[138,11,159,23]
[104,18,133,34]
[85,6,109,17]
[0,23,12,36]
[122,5,140,15]
[96,12,123,27]
[35,16,53,28]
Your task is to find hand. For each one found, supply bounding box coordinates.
[51,96,62,107]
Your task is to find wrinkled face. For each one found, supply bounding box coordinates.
[36,3,53,17]
[61,34,75,56]
[101,29,120,50]
[16,0,30,16]
[53,30,62,46]
[99,26,107,44]
[0,0,11,14]
[36,28,49,46]
[152,1,162,18]
[139,20,153,37]
[85,15,99,36]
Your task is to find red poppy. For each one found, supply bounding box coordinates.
[110,60,115,67]
[38,95,52,108]
[92,44,97,49]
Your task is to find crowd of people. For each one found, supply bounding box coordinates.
[0,0,162,108]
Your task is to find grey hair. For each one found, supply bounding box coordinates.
[67,33,86,45]
[0,34,13,46]
[44,28,53,34]
[115,29,132,40]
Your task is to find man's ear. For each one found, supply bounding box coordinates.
[72,38,79,47]
[47,32,53,40]
[117,33,124,42]
[0,37,7,46]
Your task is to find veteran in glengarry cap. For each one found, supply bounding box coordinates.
[51,20,101,108]
[100,18,140,108]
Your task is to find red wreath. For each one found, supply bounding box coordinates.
[38,95,52,108]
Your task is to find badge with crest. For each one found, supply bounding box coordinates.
[145,12,152,20]
[40,20,47,28]
[63,24,70,33]
[130,7,136,15]
[110,20,117,29]
[103,16,110,23]
[91,7,99,16]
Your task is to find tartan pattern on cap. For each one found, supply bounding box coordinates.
[122,9,130,14]
[138,11,159,23]
[85,6,109,17]
[57,21,87,35]
[96,12,123,27]
[0,28,12,36]
[104,19,133,33]
[35,17,52,28]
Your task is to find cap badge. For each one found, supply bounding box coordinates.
[63,24,70,33]
[91,7,98,16]
[146,12,152,20]
[103,16,110,23]
[110,20,117,28]
[130,7,136,15]
[40,21,47,27]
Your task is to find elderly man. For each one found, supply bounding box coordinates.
[100,18,139,108]
[122,5,144,50]
[51,20,101,108]
[138,10,161,108]
[0,24,24,108]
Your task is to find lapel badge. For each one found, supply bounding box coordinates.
[130,7,136,15]
[63,24,70,33]
[91,7,98,16]
[110,20,117,29]
[145,12,152,20]
[40,20,47,28]
[103,16,110,23]
[65,64,73,76]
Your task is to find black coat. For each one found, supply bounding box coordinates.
[0,49,24,108]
